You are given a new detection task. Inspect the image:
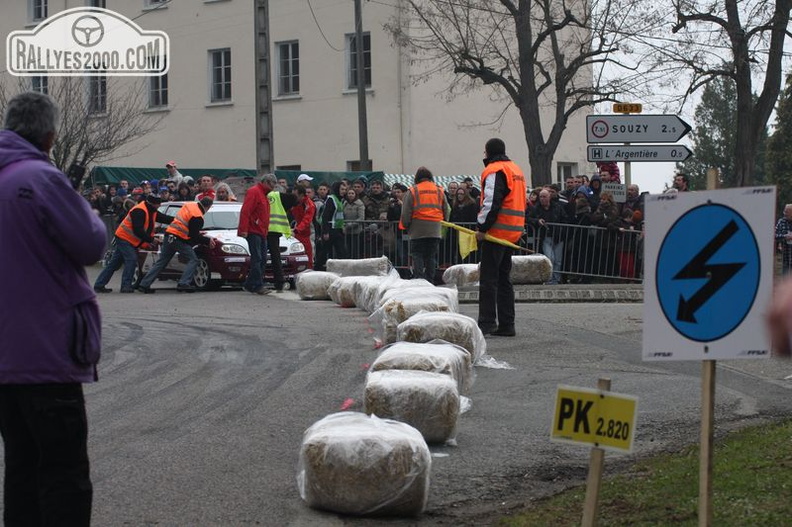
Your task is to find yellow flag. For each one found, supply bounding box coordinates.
[458,230,478,259]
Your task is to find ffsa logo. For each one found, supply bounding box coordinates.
[6,7,169,77]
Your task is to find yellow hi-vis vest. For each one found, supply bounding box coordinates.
[268,191,291,236]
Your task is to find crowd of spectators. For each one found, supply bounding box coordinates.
[81,163,654,283]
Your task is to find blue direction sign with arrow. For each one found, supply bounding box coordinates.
[655,204,760,343]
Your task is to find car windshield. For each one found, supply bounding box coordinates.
[202,210,240,230]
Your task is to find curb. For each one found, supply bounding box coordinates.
[457,284,644,303]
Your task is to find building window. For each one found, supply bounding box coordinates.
[556,162,577,183]
[347,32,371,89]
[209,49,232,103]
[149,73,168,108]
[277,165,301,171]
[88,75,107,114]
[31,76,48,95]
[88,0,106,7]
[30,0,48,21]
[277,41,299,96]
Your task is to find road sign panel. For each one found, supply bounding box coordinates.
[613,103,642,113]
[551,385,638,453]
[587,144,692,162]
[586,114,692,143]
[643,187,775,361]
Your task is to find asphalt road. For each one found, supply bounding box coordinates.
[11,267,792,526]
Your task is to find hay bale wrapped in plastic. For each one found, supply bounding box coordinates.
[295,270,341,300]
[396,312,486,365]
[297,411,431,517]
[510,254,552,284]
[355,269,401,313]
[362,277,434,314]
[327,256,391,277]
[327,276,381,308]
[442,264,480,287]
[370,287,459,344]
[365,370,460,445]
[370,340,474,395]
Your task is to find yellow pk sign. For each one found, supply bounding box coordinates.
[551,385,638,453]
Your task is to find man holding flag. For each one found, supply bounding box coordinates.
[475,138,527,337]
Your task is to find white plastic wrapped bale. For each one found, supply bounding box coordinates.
[295,270,341,300]
[355,269,401,313]
[396,312,486,365]
[370,340,474,395]
[327,276,381,308]
[365,370,460,444]
[372,287,459,344]
[363,277,434,315]
[442,264,480,287]
[327,256,391,277]
[297,411,431,517]
[511,254,553,284]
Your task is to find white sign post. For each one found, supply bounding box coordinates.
[643,187,775,361]
[643,186,775,527]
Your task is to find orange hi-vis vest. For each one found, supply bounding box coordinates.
[115,202,153,247]
[166,202,203,241]
[410,180,444,222]
[480,160,527,243]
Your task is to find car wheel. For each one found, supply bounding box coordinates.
[193,258,221,291]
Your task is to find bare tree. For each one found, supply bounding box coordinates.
[630,0,791,186]
[386,0,658,186]
[0,77,164,179]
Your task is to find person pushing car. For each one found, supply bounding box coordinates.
[137,197,216,293]
[93,194,174,293]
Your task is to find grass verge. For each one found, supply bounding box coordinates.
[498,419,792,526]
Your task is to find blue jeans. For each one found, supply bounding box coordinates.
[410,237,440,283]
[139,235,198,288]
[244,233,268,291]
[542,237,564,284]
[94,238,137,289]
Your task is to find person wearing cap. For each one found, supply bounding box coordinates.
[137,197,216,293]
[476,138,527,337]
[239,174,275,294]
[165,161,184,184]
[94,195,175,293]
[400,167,449,283]
[296,173,313,187]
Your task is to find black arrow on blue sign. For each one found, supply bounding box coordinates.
[673,220,746,323]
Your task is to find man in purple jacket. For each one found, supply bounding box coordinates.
[0,92,107,525]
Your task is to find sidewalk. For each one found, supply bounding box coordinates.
[457,282,643,303]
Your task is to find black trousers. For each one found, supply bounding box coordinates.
[0,383,92,526]
[478,241,515,330]
[267,233,285,289]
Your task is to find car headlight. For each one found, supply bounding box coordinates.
[289,242,305,254]
[221,243,249,255]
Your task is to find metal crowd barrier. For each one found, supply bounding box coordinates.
[339,220,644,283]
[524,222,644,283]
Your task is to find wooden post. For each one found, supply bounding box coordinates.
[699,172,718,526]
[581,378,611,527]
[699,360,716,526]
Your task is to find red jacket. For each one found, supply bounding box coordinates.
[291,196,316,238]
[238,182,272,237]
